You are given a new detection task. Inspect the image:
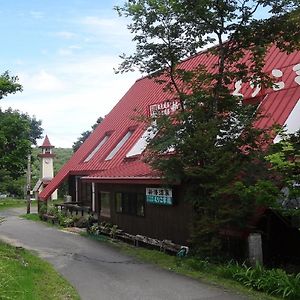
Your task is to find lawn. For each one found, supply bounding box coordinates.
[0,198,30,211]
[0,241,80,300]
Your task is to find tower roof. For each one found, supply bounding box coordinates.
[40,135,54,148]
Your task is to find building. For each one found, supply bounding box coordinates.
[39,45,300,246]
[33,135,58,200]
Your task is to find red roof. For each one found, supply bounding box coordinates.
[39,45,300,200]
[40,135,54,148]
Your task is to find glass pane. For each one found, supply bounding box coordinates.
[105,130,133,160]
[100,192,111,217]
[136,194,145,217]
[84,135,109,162]
[115,193,122,213]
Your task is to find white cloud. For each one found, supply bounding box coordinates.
[30,11,44,19]
[19,70,65,92]
[2,57,138,147]
[58,48,73,56]
[55,31,76,39]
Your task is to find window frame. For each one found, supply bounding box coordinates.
[115,192,145,217]
[105,129,134,161]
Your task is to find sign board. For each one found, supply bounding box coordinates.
[149,100,180,117]
[146,188,173,205]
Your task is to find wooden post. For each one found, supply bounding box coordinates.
[26,154,31,214]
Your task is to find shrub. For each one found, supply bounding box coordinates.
[38,202,47,217]
[88,224,100,235]
[219,261,300,299]
[72,216,89,228]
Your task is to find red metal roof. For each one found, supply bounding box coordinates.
[39,45,300,200]
[40,135,54,148]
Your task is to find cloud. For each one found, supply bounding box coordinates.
[80,16,131,39]
[30,11,44,19]
[55,31,77,39]
[2,56,138,147]
[58,48,73,56]
[19,70,65,92]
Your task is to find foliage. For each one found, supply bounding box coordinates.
[0,108,43,196]
[0,241,79,299]
[38,201,47,216]
[0,198,27,211]
[266,129,300,208]
[219,262,300,299]
[0,71,22,100]
[88,223,100,235]
[72,116,103,152]
[115,0,300,256]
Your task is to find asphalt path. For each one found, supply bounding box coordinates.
[0,208,248,300]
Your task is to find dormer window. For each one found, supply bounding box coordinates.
[105,129,134,161]
[84,134,110,162]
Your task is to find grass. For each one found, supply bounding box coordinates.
[20,213,63,229]
[0,198,31,211]
[0,241,80,300]
[0,198,63,212]
[21,213,42,222]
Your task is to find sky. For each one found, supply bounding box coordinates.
[0,0,138,148]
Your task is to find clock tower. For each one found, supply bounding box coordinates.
[34,135,58,200]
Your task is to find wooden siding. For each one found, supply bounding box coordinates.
[93,183,192,244]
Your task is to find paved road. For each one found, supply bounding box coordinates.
[0,208,247,300]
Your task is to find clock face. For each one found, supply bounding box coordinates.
[45,158,50,164]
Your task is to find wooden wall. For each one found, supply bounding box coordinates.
[74,178,193,244]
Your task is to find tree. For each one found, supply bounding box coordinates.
[0,108,43,196]
[116,0,300,256]
[0,71,22,100]
[0,70,43,197]
[266,129,300,208]
[72,117,103,152]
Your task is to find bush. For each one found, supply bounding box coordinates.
[38,202,47,217]
[72,216,89,228]
[59,216,74,227]
[219,261,300,299]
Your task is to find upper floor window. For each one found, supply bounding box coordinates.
[84,134,110,162]
[105,130,134,161]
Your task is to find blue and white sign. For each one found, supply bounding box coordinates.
[146,188,173,206]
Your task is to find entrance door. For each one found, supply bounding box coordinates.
[99,191,111,218]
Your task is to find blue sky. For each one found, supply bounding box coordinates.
[0,0,138,147]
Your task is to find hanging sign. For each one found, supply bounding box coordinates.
[146,188,173,205]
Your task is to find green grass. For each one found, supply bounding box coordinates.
[0,198,64,212]
[0,241,80,300]
[0,198,33,211]
[21,213,41,222]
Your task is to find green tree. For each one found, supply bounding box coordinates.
[0,71,22,100]
[0,71,43,196]
[266,129,300,208]
[72,117,103,152]
[116,0,300,256]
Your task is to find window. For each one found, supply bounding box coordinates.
[115,192,145,217]
[105,130,134,160]
[84,134,110,162]
[126,124,157,157]
[100,191,111,218]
